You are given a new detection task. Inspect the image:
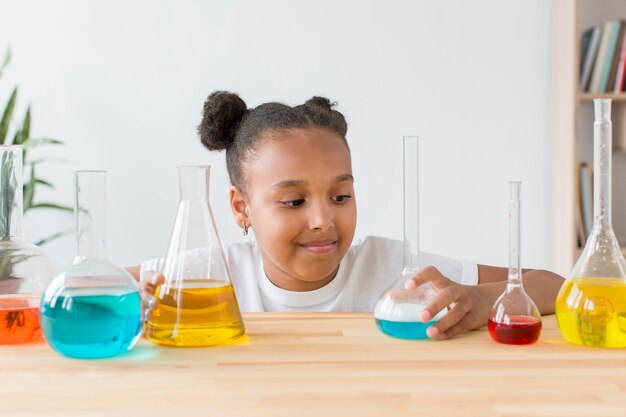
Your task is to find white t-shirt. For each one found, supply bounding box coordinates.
[140,236,478,312]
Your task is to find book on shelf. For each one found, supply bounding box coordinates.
[607,22,626,90]
[581,26,602,91]
[578,162,593,247]
[581,20,626,94]
[615,26,626,92]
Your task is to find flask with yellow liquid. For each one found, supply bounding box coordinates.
[555,99,626,348]
[146,166,245,347]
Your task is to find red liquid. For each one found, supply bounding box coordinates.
[488,316,541,345]
[0,297,43,345]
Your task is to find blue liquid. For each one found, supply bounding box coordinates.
[375,318,437,340]
[40,289,143,359]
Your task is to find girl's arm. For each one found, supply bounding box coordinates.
[127,265,141,281]
[477,265,565,314]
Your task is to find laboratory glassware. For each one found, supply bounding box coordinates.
[40,171,143,358]
[556,99,626,348]
[488,181,541,345]
[146,166,245,347]
[0,145,57,344]
[374,136,445,339]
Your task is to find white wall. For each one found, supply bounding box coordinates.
[0,0,553,271]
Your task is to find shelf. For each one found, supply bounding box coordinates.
[579,92,626,101]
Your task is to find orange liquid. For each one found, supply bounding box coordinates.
[0,296,44,344]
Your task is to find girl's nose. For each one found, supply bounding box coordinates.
[308,202,334,231]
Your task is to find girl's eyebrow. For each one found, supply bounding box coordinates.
[271,174,354,189]
[335,173,354,182]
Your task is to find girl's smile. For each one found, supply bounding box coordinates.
[298,239,338,254]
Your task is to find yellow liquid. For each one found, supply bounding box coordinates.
[146,279,245,347]
[555,277,626,348]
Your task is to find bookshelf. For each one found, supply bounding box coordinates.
[553,0,626,276]
[578,92,626,101]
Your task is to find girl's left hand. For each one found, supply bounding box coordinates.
[404,266,490,340]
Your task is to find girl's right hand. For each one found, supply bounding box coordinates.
[139,271,165,320]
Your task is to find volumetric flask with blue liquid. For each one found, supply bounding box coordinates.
[40,171,143,359]
[374,136,445,339]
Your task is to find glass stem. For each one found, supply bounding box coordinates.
[75,171,108,262]
[0,145,23,240]
[508,181,522,287]
[593,99,612,230]
[402,136,420,275]
[178,166,211,201]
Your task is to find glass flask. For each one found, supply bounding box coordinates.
[0,145,57,345]
[488,182,541,345]
[40,171,143,359]
[145,166,245,347]
[556,99,626,348]
[374,136,445,339]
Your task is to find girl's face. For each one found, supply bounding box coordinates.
[231,127,356,292]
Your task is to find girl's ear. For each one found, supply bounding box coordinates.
[229,186,251,230]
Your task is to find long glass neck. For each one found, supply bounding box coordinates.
[402,136,419,275]
[0,145,23,240]
[179,166,211,201]
[593,99,612,229]
[508,181,522,285]
[75,171,107,261]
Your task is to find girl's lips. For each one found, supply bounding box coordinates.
[299,240,337,254]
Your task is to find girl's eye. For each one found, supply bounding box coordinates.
[280,199,305,208]
[332,195,352,203]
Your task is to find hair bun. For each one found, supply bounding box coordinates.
[198,91,247,151]
[304,96,336,111]
[303,96,347,137]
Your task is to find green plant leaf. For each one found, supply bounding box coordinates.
[35,228,73,246]
[22,137,64,148]
[23,164,36,211]
[0,48,10,79]
[0,149,17,239]
[28,202,73,212]
[13,106,31,145]
[0,88,18,145]
[35,178,54,188]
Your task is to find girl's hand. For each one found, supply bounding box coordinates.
[404,266,490,340]
[139,271,165,321]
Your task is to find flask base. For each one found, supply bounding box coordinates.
[488,316,541,345]
[40,289,143,359]
[556,278,626,348]
[0,296,43,345]
[146,324,245,347]
[375,318,436,340]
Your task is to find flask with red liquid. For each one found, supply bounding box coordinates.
[488,181,541,345]
[0,145,58,345]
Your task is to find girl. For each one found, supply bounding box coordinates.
[130,91,564,340]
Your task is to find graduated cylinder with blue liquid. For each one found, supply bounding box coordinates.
[40,171,143,359]
[374,136,445,340]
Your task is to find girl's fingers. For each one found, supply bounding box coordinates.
[139,271,164,322]
[420,287,457,322]
[433,313,474,340]
[404,266,446,291]
[144,271,165,287]
[426,300,471,339]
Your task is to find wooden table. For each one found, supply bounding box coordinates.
[1,313,626,417]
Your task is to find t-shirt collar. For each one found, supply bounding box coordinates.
[257,257,346,307]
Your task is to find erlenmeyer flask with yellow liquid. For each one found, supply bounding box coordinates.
[146,166,245,347]
[555,99,626,348]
